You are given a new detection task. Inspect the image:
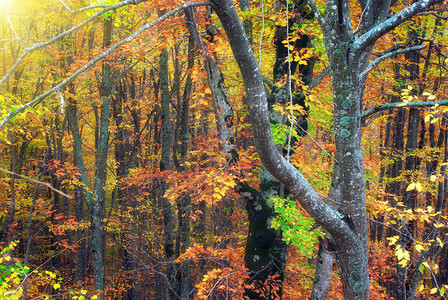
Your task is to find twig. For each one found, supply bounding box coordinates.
[0,0,138,88]
[10,236,88,300]
[0,1,211,130]
[416,10,448,19]
[0,168,73,199]
[7,16,23,48]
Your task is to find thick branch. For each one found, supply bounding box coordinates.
[361,99,448,120]
[354,0,443,51]
[0,1,211,130]
[359,45,426,81]
[210,0,355,244]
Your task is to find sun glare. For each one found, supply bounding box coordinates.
[0,0,9,9]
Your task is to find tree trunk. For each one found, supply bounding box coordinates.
[67,88,90,283]
[243,169,289,299]
[90,15,115,296]
[159,46,176,299]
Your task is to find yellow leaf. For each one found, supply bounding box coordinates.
[406,182,416,191]
[396,248,405,260]
[428,95,436,100]
[415,182,423,192]
[415,244,424,252]
[430,175,437,182]
[425,114,431,123]
[387,235,399,246]
[437,237,444,248]
[398,260,408,268]
[418,284,424,292]
[92,296,98,300]
[422,91,431,96]
[431,287,438,294]
[53,283,61,290]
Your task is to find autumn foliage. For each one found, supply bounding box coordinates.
[0,0,447,299]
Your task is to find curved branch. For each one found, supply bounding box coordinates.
[359,45,426,81]
[416,10,448,19]
[210,0,354,244]
[361,99,448,120]
[0,1,211,130]
[354,0,443,51]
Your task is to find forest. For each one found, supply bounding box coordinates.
[0,0,447,299]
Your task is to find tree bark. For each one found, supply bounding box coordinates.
[90,15,115,296]
[210,0,442,298]
[159,46,176,299]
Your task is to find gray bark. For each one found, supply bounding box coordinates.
[90,15,114,296]
[67,94,89,282]
[210,0,443,298]
[311,239,335,300]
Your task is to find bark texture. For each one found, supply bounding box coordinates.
[211,0,443,298]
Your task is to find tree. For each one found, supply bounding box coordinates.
[210,0,445,298]
[1,0,447,299]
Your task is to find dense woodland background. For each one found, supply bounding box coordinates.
[0,0,448,299]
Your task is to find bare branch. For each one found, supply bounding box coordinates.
[0,1,211,130]
[361,99,448,120]
[372,37,416,56]
[0,168,73,199]
[57,0,74,13]
[359,45,426,81]
[309,66,330,89]
[7,15,23,48]
[58,0,118,15]
[0,0,139,87]
[416,10,448,19]
[354,0,443,51]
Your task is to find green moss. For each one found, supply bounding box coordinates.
[341,128,351,138]
[340,116,351,127]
